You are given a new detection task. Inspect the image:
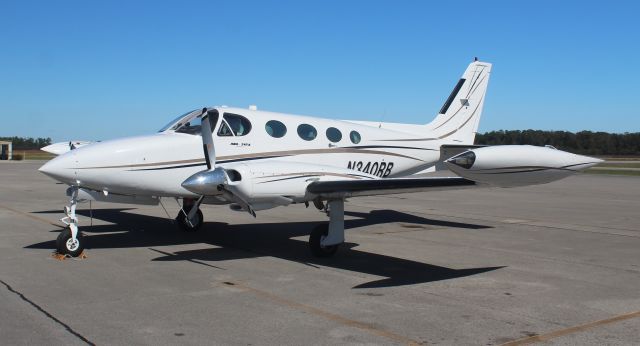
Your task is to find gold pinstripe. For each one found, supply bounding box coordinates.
[76,148,425,169]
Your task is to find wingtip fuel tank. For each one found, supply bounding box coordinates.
[445,145,602,187]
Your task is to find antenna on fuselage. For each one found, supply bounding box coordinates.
[378,108,386,128]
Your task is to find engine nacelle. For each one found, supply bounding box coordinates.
[445,145,602,187]
[226,161,374,201]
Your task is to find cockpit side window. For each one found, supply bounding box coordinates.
[223,113,252,136]
[217,121,234,136]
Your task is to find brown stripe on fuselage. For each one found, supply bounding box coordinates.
[469,73,487,96]
[432,102,465,131]
[255,171,374,184]
[374,138,440,142]
[374,96,484,142]
[453,91,483,131]
[77,158,205,169]
[76,147,426,170]
[256,171,374,180]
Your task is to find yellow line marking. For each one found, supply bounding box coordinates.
[218,281,422,345]
[500,310,640,345]
[0,204,64,229]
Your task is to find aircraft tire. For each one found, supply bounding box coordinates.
[176,208,203,232]
[56,228,85,257]
[309,224,339,257]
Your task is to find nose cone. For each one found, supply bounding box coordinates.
[181,168,227,195]
[39,153,77,184]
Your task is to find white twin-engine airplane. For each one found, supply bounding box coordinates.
[39,60,602,258]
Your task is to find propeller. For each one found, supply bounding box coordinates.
[181,108,256,217]
[181,108,226,194]
[201,108,216,170]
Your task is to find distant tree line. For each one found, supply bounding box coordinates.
[475,130,640,156]
[0,136,52,150]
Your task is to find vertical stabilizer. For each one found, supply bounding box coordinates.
[425,60,492,144]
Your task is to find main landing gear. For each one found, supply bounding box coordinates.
[176,197,204,231]
[57,186,85,257]
[309,199,345,258]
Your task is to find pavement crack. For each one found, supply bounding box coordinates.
[0,279,95,345]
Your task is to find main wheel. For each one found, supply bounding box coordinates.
[176,208,203,232]
[56,228,85,257]
[309,224,339,257]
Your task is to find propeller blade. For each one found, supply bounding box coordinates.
[200,108,216,170]
[224,185,256,218]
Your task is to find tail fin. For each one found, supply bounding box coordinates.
[425,60,492,144]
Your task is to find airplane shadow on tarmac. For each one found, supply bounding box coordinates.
[27,208,502,288]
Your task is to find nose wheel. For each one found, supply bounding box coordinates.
[56,228,85,257]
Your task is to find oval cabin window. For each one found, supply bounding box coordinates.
[349,130,361,144]
[265,120,287,138]
[297,124,318,141]
[326,127,342,143]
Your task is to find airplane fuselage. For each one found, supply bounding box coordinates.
[41,107,444,198]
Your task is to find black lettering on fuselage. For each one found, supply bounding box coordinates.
[376,162,387,177]
[347,160,394,177]
[370,162,379,176]
[384,162,394,177]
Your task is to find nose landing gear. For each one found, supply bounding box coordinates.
[57,186,85,257]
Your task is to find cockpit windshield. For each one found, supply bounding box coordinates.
[158,109,197,132]
[175,115,203,135]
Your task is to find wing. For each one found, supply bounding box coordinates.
[306,176,476,199]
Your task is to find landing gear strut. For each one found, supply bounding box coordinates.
[176,197,204,231]
[57,186,85,257]
[309,199,344,257]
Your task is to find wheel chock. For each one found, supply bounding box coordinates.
[51,250,88,261]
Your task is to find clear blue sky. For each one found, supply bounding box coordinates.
[1,0,638,141]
